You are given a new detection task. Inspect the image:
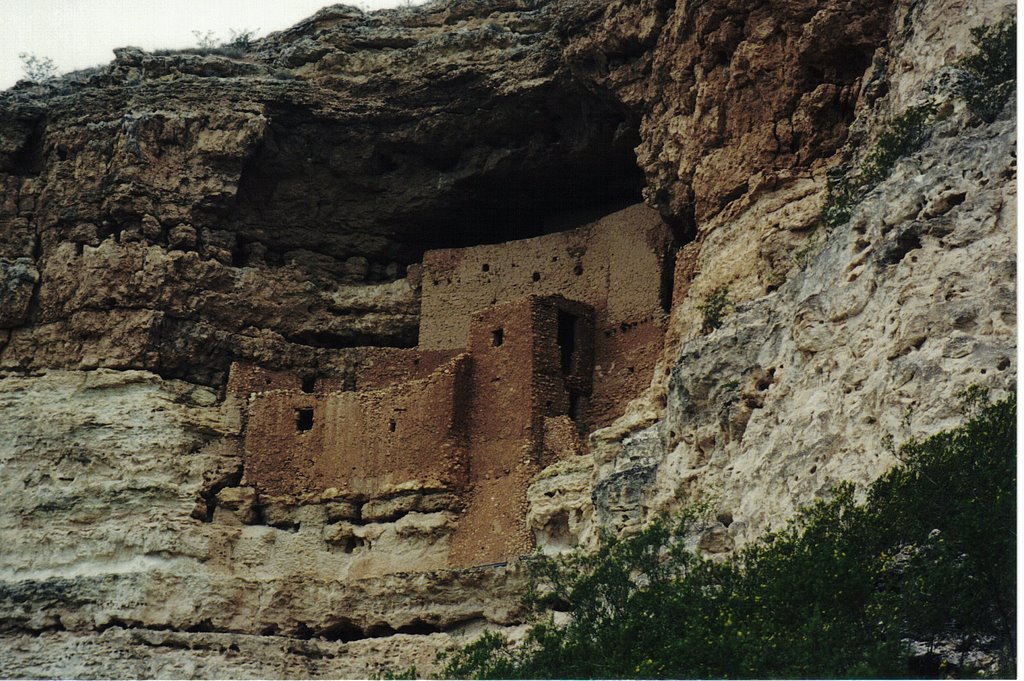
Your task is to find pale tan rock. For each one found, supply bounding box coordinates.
[214,487,258,525]
[0,0,1015,676]
[589,88,1015,551]
[698,525,735,554]
[527,456,594,555]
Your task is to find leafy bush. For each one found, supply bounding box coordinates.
[696,286,732,332]
[857,104,937,188]
[443,394,1016,678]
[18,53,57,82]
[821,103,937,229]
[820,18,1013,228]
[227,28,260,50]
[959,20,1016,122]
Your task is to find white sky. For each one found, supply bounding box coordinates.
[0,0,419,90]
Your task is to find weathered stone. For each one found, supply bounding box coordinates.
[0,258,38,328]
[698,524,735,554]
[322,500,361,523]
[589,71,1016,553]
[0,0,1015,675]
[68,222,100,246]
[361,495,422,524]
[141,214,163,241]
[214,486,258,525]
[167,224,197,251]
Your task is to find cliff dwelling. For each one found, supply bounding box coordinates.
[229,204,674,568]
[1,0,1016,674]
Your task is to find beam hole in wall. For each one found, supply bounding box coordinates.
[341,536,366,554]
[482,263,490,272]
[573,263,584,276]
[301,375,317,393]
[389,419,397,433]
[296,408,314,431]
[532,271,541,282]
[492,328,504,347]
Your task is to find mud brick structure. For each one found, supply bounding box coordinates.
[420,203,674,430]
[231,204,674,568]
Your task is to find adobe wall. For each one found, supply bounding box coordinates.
[352,347,462,391]
[419,203,672,349]
[227,347,460,399]
[529,296,595,427]
[449,295,594,567]
[420,203,672,429]
[589,314,666,429]
[463,298,539,477]
[243,354,470,499]
[228,362,329,396]
[232,202,676,567]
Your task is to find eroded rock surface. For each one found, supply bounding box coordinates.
[0,371,528,675]
[0,0,1015,676]
[587,102,1016,546]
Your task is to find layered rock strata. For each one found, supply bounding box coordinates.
[0,0,1015,676]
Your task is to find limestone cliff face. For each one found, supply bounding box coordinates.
[0,0,1015,676]
[572,0,1016,551]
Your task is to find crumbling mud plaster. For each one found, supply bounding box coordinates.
[233,204,674,568]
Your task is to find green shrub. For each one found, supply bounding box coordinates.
[857,104,937,187]
[821,103,937,229]
[820,18,1013,228]
[697,286,733,332]
[443,394,1016,679]
[959,20,1016,122]
[18,52,57,82]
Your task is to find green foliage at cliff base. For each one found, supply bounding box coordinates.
[442,393,1016,679]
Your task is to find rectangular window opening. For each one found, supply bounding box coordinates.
[557,311,577,374]
[492,328,504,347]
[296,408,314,431]
[301,375,317,393]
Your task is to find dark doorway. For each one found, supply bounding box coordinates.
[557,311,577,374]
[296,408,314,431]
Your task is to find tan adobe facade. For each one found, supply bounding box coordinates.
[230,204,674,568]
[420,203,673,430]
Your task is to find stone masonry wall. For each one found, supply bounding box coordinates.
[421,203,672,431]
[243,355,471,499]
[448,296,595,567]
